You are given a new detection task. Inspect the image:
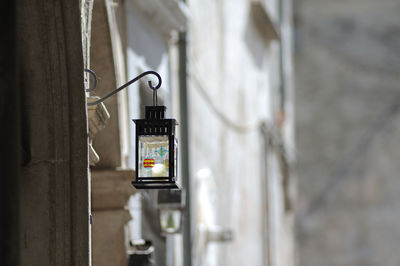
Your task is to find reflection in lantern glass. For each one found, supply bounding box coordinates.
[138,135,169,178]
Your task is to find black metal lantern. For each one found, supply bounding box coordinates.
[85,70,179,189]
[132,106,179,189]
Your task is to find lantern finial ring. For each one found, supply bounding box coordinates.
[147,71,162,90]
[147,71,162,106]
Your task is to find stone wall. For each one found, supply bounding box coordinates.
[16,0,90,265]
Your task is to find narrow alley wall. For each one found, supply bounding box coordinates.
[188,0,296,265]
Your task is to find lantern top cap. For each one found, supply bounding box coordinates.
[145,105,166,120]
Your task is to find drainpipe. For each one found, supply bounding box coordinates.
[178,30,192,266]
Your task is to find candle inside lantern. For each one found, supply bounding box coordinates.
[152,163,168,177]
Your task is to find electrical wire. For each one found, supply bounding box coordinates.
[190,70,295,163]
[190,72,263,133]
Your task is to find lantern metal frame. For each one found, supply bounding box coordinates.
[85,69,179,189]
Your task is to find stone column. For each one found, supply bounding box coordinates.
[91,170,137,266]
[17,0,90,265]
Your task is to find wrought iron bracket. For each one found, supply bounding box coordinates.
[84,69,162,106]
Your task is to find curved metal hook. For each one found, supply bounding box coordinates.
[84,68,98,92]
[87,70,162,106]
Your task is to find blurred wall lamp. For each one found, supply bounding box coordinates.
[157,189,185,234]
[85,69,179,189]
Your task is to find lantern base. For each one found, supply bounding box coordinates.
[132,181,179,189]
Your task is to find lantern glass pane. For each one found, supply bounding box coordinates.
[138,135,169,178]
[159,209,181,234]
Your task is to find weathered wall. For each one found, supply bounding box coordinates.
[295,0,400,265]
[91,0,122,169]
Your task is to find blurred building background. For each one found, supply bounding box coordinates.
[188,0,295,265]
[87,0,296,265]
[294,0,400,265]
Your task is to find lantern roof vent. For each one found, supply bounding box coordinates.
[145,106,166,120]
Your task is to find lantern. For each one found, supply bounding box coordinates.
[157,189,185,234]
[132,105,179,189]
[84,69,179,189]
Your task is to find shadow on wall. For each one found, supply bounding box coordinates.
[244,12,267,70]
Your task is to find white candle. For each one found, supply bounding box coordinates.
[152,163,167,177]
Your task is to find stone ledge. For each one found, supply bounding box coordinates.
[135,0,189,37]
[91,169,137,210]
[92,209,132,266]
